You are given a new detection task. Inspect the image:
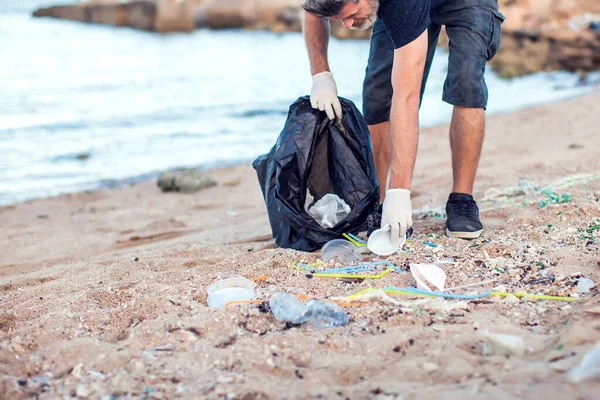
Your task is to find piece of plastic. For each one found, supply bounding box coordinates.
[268,292,349,329]
[252,96,380,252]
[206,277,255,308]
[367,224,407,255]
[567,342,600,383]
[307,193,351,228]
[479,331,525,357]
[321,239,362,263]
[269,292,307,324]
[410,264,446,292]
[576,277,595,293]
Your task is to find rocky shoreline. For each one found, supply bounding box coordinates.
[33,0,600,77]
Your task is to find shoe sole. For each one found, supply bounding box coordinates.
[446,228,483,239]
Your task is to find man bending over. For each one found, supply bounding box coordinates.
[301,0,504,243]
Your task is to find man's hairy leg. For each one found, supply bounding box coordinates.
[368,121,392,201]
[449,106,485,195]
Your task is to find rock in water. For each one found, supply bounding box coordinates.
[157,168,217,193]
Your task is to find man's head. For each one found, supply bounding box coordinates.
[302,0,379,31]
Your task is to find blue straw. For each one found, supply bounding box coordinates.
[422,241,438,248]
[383,286,492,300]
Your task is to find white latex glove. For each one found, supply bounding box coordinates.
[381,188,413,246]
[310,71,342,120]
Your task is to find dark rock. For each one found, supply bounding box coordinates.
[157,168,217,193]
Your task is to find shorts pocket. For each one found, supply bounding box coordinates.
[486,9,505,61]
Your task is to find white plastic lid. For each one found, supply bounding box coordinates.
[367,224,407,256]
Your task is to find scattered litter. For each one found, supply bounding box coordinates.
[206,277,255,308]
[313,267,394,280]
[321,239,362,263]
[567,343,600,383]
[410,264,446,292]
[307,193,351,228]
[251,275,270,282]
[422,241,438,248]
[479,331,525,357]
[269,292,348,329]
[576,277,595,293]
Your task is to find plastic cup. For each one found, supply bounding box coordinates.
[206,277,256,308]
[367,224,407,256]
[321,239,362,263]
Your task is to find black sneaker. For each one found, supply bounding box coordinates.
[445,193,483,239]
[366,204,414,238]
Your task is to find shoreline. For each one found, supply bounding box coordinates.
[2,85,599,210]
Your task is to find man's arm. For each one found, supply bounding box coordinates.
[302,11,342,119]
[302,11,331,75]
[388,30,429,190]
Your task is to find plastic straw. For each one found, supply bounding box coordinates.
[313,267,394,279]
[346,232,367,246]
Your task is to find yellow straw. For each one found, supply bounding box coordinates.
[342,233,366,247]
[313,267,394,279]
[491,292,579,302]
[347,288,580,302]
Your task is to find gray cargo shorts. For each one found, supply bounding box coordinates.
[362,0,505,125]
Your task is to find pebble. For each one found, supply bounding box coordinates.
[422,362,439,373]
[504,294,520,304]
[75,384,90,398]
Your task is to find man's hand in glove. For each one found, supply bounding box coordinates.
[381,188,413,245]
[310,71,342,120]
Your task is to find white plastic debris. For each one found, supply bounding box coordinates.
[576,277,595,294]
[410,264,446,292]
[567,343,600,383]
[479,331,525,357]
[307,193,351,228]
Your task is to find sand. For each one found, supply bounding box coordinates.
[1,93,600,399]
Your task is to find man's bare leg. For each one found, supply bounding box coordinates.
[449,106,485,195]
[368,121,391,201]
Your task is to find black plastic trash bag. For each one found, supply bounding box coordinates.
[252,95,380,252]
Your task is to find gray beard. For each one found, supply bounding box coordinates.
[349,0,379,31]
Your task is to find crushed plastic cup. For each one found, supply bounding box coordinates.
[367,224,407,256]
[307,193,351,228]
[321,239,362,263]
[207,277,256,308]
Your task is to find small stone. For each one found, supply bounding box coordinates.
[157,168,217,193]
[76,384,90,398]
[266,358,275,368]
[494,285,507,293]
[71,363,83,379]
[11,342,25,355]
[423,362,439,373]
[504,294,520,304]
[216,375,235,384]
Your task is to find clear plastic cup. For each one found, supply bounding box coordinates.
[207,277,256,308]
[321,239,362,263]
